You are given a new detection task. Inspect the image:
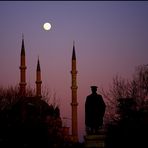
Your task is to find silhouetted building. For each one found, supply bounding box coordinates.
[19,36,42,98]
[71,42,78,142]
[17,36,73,146]
[36,57,42,98]
[61,126,71,142]
[19,35,27,96]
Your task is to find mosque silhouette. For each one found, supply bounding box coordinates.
[19,36,78,143]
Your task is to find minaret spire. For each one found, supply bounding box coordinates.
[71,41,78,142]
[72,41,76,60]
[19,35,27,96]
[36,56,42,98]
[37,56,41,71]
[21,34,25,56]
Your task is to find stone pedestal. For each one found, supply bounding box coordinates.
[84,129,106,148]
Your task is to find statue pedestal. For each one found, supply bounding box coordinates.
[84,130,106,148]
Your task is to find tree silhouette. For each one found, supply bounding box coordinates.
[104,65,148,148]
[0,85,64,148]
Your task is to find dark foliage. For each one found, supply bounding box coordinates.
[0,95,63,148]
[105,97,148,148]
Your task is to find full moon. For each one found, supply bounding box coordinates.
[43,22,51,31]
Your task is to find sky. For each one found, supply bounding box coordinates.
[0,1,148,142]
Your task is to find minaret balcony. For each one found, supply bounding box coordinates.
[19,82,27,85]
[71,102,78,106]
[19,66,26,69]
[36,81,42,84]
[71,71,78,74]
[71,86,78,89]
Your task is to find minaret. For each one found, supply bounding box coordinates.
[71,41,78,142]
[36,57,42,98]
[19,35,26,96]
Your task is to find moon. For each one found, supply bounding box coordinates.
[43,22,51,31]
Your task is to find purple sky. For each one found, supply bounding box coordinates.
[0,1,148,142]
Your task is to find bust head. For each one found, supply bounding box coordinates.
[91,86,98,93]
